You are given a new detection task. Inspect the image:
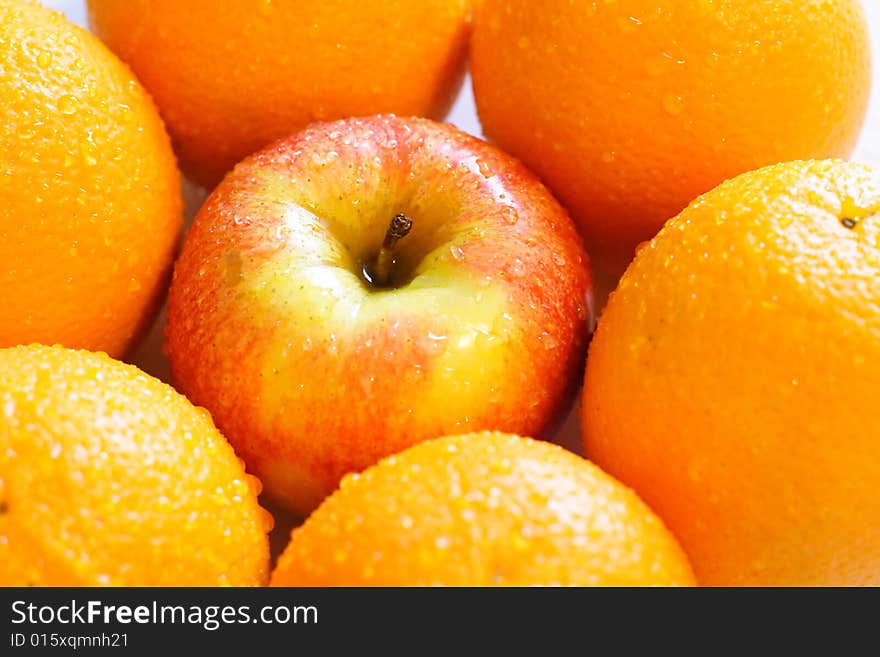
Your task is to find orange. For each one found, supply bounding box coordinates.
[0,344,272,586]
[86,0,472,187]
[471,0,872,282]
[0,0,182,358]
[582,160,880,586]
[271,432,695,586]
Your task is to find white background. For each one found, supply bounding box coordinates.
[40,1,880,456]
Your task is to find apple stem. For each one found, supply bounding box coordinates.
[371,213,413,287]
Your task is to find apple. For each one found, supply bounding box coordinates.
[165,115,595,515]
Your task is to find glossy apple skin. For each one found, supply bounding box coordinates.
[165,115,595,515]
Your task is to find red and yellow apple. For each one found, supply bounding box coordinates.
[165,115,595,515]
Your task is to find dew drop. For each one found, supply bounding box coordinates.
[311,150,338,166]
[539,331,559,350]
[449,245,465,261]
[617,16,641,33]
[500,205,519,225]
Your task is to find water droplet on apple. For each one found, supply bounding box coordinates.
[311,150,338,166]
[510,258,526,277]
[500,206,519,225]
[539,331,559,350]
[361,263,378,286]
[551,252,566,267]
[449,245,465,261]
[477,159,492,178]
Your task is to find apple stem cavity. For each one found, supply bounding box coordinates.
[367,213,414,288]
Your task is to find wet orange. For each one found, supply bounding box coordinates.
[582,160,880,586]
[0,345,272,586]
[271,432,695,586]
[471,0,872,280]
[87,0,472,187]
[0,0,182,357]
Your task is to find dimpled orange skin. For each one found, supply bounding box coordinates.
[0,345,272,586]
[270,432,695,586]
[471,0,872,278]
[582,160,880,587]
[86,0,471,188]
[0,0,182,357]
